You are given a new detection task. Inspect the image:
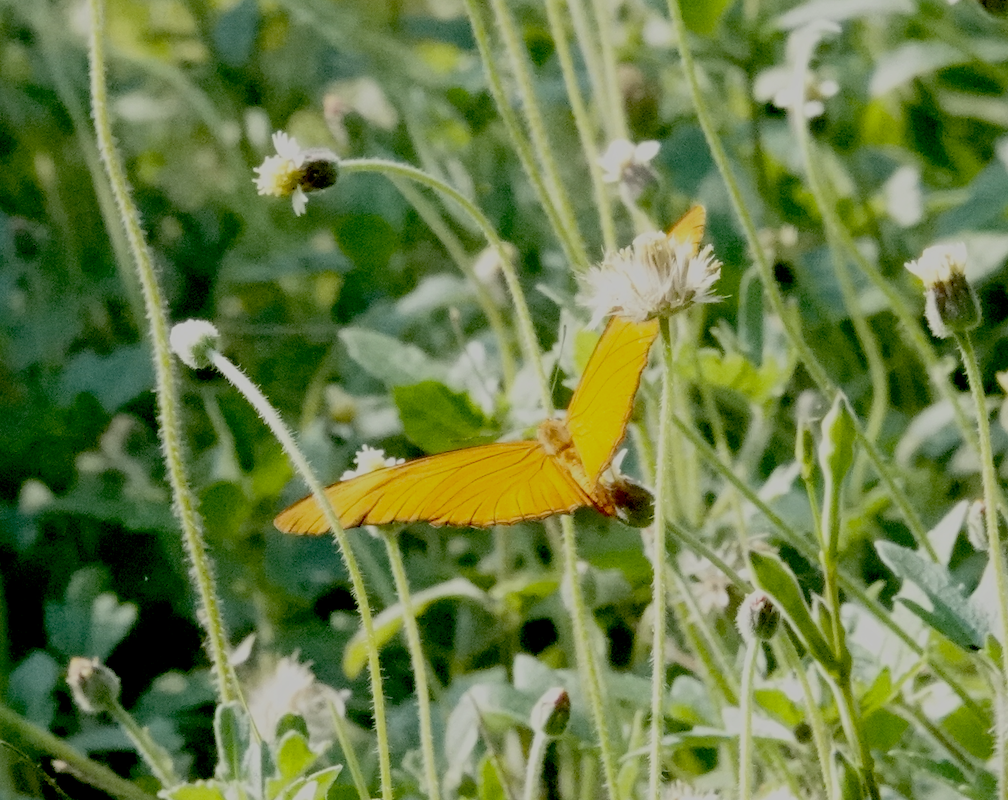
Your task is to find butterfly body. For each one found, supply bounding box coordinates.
[275,206,706,534]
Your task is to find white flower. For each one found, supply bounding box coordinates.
[905,242,968,288]
[245,654,348,745]
[341,444,405,480]
[599,139,660,183]
[754,22,840,119]
[598,139,660,200]
[579,229,722,327]
[679,552,731,615]
[253,131,337,216]
[169,319,220,369]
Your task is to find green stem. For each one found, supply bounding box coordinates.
[205,350,393,800]
[664,0,933,555]
[459,0,588,270]
[87,0,236,704]
[389,177,517,388]
[648,317,674,800]
[588,0,629,141]
[382,533,442,800]
[778,637,835,800]
[670,411,982,717]
[954,331,1008,800]
[328,701,370,800]
[484,0,588,263]
[0,703,156,800]
[108,700,179,788]
[541,0,617,252]
[340,158,551,413]
[522,730,551,800]
[738,642,759,800]
[831,678,881,800]
[559,515,621,800]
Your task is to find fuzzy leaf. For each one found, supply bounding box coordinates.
[393,381,496,453]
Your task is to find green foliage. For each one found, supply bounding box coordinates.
[4,0,1008,798]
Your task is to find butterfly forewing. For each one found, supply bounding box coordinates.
[274,441,594,533]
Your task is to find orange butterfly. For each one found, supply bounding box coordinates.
[275,206,706,534]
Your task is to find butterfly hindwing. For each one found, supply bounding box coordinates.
[274,441,594,533]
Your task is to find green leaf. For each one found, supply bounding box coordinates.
[941,700,994,760]
[57,345,153,413]
[214,703,251,782]
[861,708,908,750]
[344,578,491,678]
[213,0,259,68]
[44,568,137,661]
[876,542,991,651]
[340,327,448,387]
[748,552,838,671]
[754,689,803,727]
[274,729,318,781]
[478,755,506,800]
[163,782,230,800]
[694,350,791,406]
[737,268,764,365]
[200,482,251,542]
[8,651,59,727]
[393,381,497,453]
[680,0,733,35]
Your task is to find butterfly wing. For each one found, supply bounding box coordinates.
[565,206,706,482]
[274,441,596,533]
[668,205,706,251]
[564,315,661,483]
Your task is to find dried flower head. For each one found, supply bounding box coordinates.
[580,229,721,327]
[253,131,339,216]
[67,657,121,714]
[905,242,980,338]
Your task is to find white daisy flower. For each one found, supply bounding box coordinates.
[579,229,722,327]
[252,130,338,216]
[341,444,405,480]
[905,242,979,338]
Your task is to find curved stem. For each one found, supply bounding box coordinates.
[954,331,1008,800]
[340,158,552,413]
[522,730,551,800]
[0,703,156,800]
[87,0,236,705]
[389,177,517,387]
[382,533,442,800]
[206,351,394,800]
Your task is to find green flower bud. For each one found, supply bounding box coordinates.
[67,657,121,714]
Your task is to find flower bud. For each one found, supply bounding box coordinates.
[905,243,980,339]
[530,687,570,736]
[735,591,780,643]
[67,657,121,714]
